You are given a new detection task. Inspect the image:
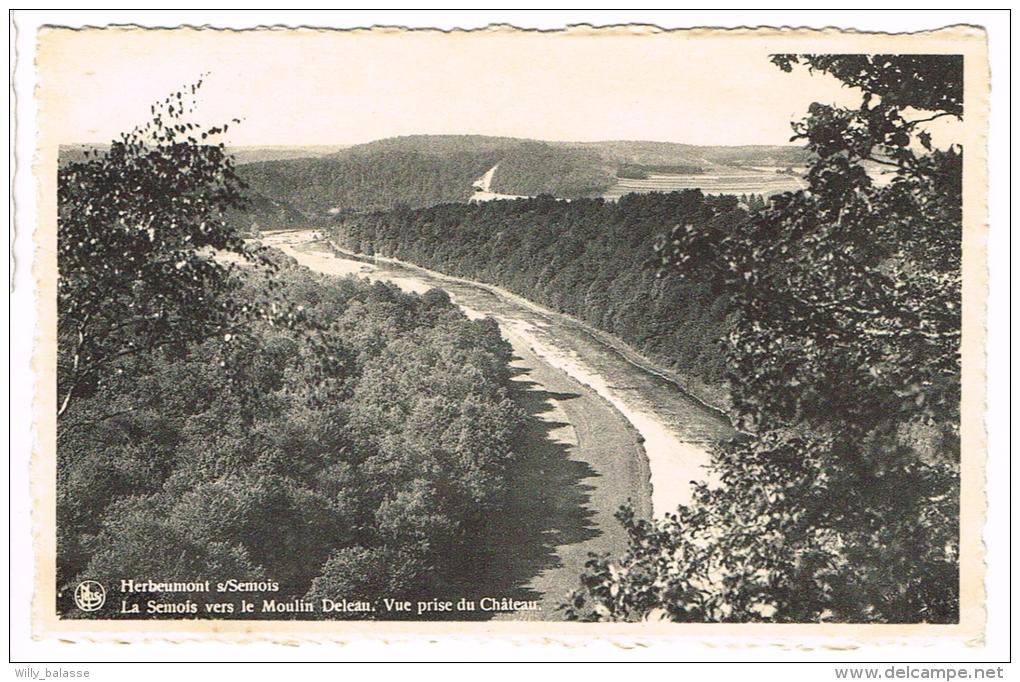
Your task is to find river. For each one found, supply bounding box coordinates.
[263,229,734,515]
[261,228,734,618]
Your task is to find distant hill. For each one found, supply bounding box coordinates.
[59,144,312,234]
[60,136,811,231]
[553,140,810,201]
[236,135,617,218]
[237,148,494,215]
[59,143,349,167]
[228,145,350,165]
[224,191,308,235]
[334,134,529,156]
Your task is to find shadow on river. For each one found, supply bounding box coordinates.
[262,229,734,621]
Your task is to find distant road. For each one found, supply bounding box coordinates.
[263,230,733,619]
[469,163,529,203]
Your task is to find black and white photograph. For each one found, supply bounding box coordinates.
[12,13,1005,668]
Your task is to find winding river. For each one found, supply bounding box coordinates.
[265,229,734,513]
[262,228,735,617]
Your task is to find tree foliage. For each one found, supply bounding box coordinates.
[567,54,962,624]
[57,81,253,417]
[58,261,522,618]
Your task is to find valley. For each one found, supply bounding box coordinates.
[265,229,735,618]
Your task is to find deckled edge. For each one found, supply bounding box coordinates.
[23,22,990,651]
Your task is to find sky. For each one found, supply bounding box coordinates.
[38,27,870,148]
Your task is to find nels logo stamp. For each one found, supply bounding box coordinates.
[73,581,105,612]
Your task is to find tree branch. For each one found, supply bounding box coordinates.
[906,111,958,127]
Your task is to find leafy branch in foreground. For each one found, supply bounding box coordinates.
[567,54,962,624]
[57,80,273,418]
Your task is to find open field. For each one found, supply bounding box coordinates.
[603,168,805,200]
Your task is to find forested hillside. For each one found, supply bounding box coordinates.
[228,144,349,165]
[57,88,523,619]
[59,257,522,618]
[238,150,495,214]
[60,146,310,235]
[329,191,747,404]
[224,190,308,234]
[67,137,808,234]
[237,135,615,219]
[483,143,612,197]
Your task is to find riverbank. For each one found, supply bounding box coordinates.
[263,230,653,620]
[266,230,733,516]
[325,240,732,419]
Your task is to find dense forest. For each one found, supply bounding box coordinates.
[239,149,496,214]
[567,54,963,624]
[485,143,613,197]
[224,189,308,234]
[57,90,522,619]
[58,258,521,618]
[328,191,748,406]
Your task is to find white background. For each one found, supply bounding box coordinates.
[7,8,1013,676]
